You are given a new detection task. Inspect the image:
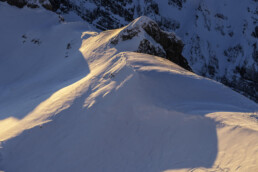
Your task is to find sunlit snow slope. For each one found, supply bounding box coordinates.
[0,3,258,172]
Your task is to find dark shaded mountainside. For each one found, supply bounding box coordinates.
[2,0,258,102]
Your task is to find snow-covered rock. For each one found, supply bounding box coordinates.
[110,16,191,71]
[1,0,257,102]
[0,0,54,9]
[5,0,255,102]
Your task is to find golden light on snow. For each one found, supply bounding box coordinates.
[0,117,19,140]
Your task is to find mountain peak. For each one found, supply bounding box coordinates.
[110,16,191,71]
[2,0,257,102]
[125,16,154,29]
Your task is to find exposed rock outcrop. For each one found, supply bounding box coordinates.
[0,0,56,10]
[141,19,191,71]
[110,16,192,71]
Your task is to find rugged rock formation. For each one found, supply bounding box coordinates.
[0,0,55,10]
[137,39,166,59]
[110,17,192,71]
[168,0,186,10]
[141,20,191,71]
[0,0,27,8]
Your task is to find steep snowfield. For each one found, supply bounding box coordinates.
[0,3,258,172]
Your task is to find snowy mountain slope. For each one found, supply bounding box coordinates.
[1,3,258,172]
[94,16,191,71]
[0,2,93,137]
[4,0,257,102]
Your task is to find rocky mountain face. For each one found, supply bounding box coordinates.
[110,16,192,71]
[2,0,257,102]
[0,0,54,9]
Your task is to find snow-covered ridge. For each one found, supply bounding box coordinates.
[109,16,191,71]
[3,0,257,102]
[0,4,258,172]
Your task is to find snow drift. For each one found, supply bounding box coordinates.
[0,3,258,172]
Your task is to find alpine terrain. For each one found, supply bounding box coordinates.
[1,0,257,102]
[0,1,258,172]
